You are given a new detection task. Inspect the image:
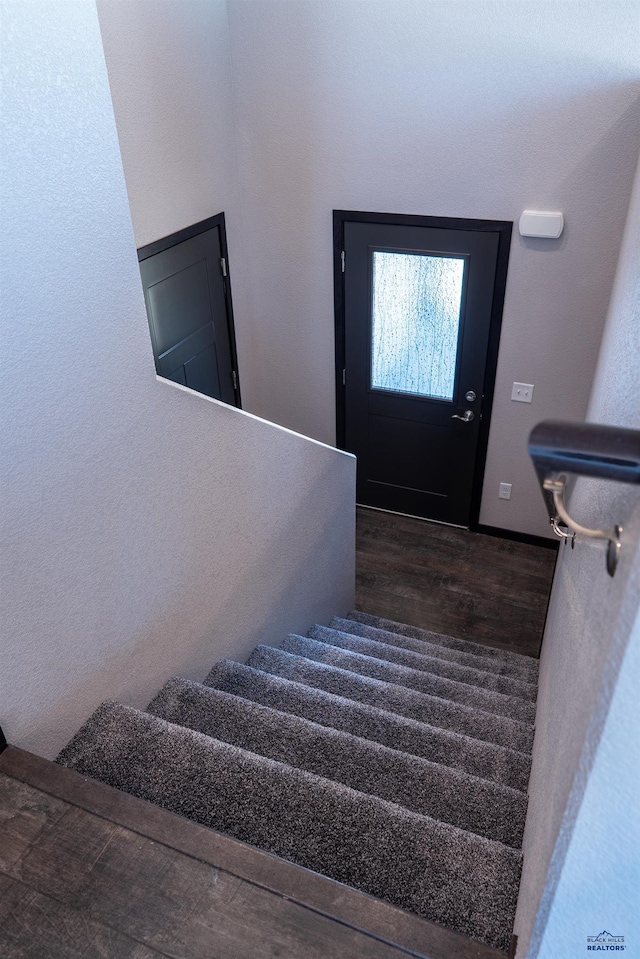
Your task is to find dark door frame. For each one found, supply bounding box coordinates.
[138,212,242,408]
[333,209,512,530]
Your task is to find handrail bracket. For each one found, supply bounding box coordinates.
[528,421,640,579]
[542,473,622,576]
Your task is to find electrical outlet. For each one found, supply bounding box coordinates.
[512,382,534,403]
[499,483,512,500]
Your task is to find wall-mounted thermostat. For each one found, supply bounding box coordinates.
[519,210,564,239]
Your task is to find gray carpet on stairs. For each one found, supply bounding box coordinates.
[204,661,532,792]
[56,700,522,952]
[246,645,534,753]
[280,634,536,724]
[333,617,539,683]
[310,624,538,701]
[344,612,539,681]
[148,677,527,847]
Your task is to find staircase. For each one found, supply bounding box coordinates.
[56,610,538,954]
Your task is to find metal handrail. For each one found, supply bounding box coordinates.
[528,420,640,576]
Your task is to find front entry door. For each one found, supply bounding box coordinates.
[339,215,510,526]
[138,214,240,407]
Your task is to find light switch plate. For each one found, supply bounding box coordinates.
[512,382,534,403]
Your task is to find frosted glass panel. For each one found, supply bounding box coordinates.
[371,251,465,400]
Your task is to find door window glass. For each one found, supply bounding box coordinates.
[371,251,465,400]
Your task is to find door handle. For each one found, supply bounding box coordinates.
[452,410,474,423]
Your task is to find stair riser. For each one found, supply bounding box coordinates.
[345,612,539,681]
[205,662,532,792]
[247,647,535,754]
[336,613,538,685]
[312,625,538,701]
[282,635,536,724]
[148,678,527,848]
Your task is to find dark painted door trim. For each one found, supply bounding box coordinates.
[334,210,512,530]
[138,213,241,408]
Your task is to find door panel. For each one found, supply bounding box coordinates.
[146,258,211,355]
[138,216,239,407]
[165,366,187,387]
[183,342,221,398]
[342,218,507,527]
[367,415,451,493]
[155,324,215,379]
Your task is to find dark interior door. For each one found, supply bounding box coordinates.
[138,215,240,407]
[341,217,508,526]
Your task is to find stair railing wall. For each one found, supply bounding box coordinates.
[1,1,357,762]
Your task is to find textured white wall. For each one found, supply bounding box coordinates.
[96,0,240,250]
[533,606,640,957]
[95,0,256,402]
[0,0,355,760]
[516,153,640,956]
[226,0,640,536]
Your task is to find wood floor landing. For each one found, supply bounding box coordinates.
[356,507,557,658]
[0,747,506,959]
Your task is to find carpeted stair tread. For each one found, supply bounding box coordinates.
[281,635,535,725]
[329,614,538,685]
[56,700,521,952]
[245,646,534,753]
[311,625,537,702]
[204,661,532,792]
[148,677,527,847]
[340,614,538,683]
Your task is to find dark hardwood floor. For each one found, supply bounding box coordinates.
[356,507,557,658]
[0,748,506,959]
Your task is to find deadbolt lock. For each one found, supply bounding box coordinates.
[465,390,476,402]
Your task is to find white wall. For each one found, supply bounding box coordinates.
[96,0,240,250]
[535,606,640,957]
[515,152,640,957]
[96,0,256,400]
[0,0,355,760]
[226,0,640,536]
